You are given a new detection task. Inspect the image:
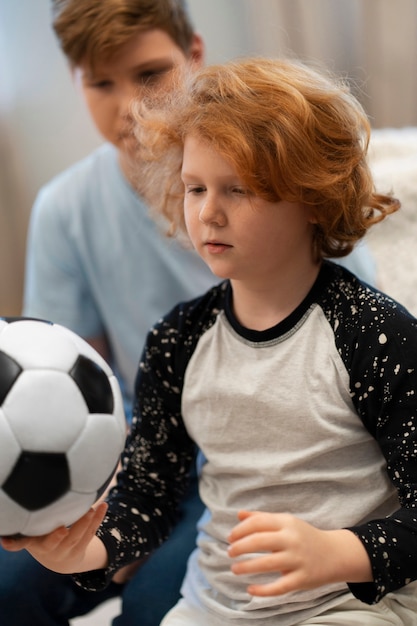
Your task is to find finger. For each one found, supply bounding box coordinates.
[0,524,68,553]
[229,512,283,542]
[30,503,107,562]
[0,536,29,552]
[62,503,108,551]
[70,502,108,536]
[32,526,71,553]
[228,531,285,557]
[237,510,258,522]
[82,502,108,540]
[231,551,289,576]
[247,571,302,597]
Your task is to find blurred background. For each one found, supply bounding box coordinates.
[1,0,417,315]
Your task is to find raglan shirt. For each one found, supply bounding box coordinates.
[75,261,417,623]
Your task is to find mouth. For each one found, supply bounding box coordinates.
[204,240,233,254]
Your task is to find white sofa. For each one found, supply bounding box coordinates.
[367,127,417,314]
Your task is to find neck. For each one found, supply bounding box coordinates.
[230,262,321,331]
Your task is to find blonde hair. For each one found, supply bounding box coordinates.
[51,0,195,69]
[134,57,399,260]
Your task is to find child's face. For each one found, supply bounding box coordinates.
[75,28,203,159]
[181,134,317,286]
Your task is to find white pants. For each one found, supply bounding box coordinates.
[160,586,417,626]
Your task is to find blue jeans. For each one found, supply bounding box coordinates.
[0,475,203,626]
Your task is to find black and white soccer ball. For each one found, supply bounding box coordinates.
[0,317,126,537]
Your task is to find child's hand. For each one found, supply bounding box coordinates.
[0,502,108,575]
[228,510,372,597]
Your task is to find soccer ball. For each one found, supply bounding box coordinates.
[0,317,126,537]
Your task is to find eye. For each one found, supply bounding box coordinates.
[186,185,206,195]
[87,78,113,90]
[137,68,170,86]
[231,186,248,195]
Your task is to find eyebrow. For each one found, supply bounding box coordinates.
[81,57,177,80]
[181,171,243,183]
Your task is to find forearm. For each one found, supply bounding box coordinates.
[322,528,372,584]
[347,511,417,603]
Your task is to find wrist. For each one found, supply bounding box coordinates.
[327,529,373,583]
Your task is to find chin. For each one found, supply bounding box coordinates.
[206,265,231,280]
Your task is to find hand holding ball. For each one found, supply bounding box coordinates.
[0,317,126,537]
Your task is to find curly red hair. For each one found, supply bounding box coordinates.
[134,57,399,259]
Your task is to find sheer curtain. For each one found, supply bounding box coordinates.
[0,119,28,316]
[245,0,417,128]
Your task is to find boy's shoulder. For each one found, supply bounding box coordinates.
[38,143,118,199]
[142,281,227,369]
[321,261,417,340]
[31,143,137,228]
[156,281,227,331]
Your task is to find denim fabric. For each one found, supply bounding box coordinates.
[0,476,203,626]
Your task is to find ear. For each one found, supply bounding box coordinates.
[188,33,205,68]
[70,65,83,91]
[307,206,319,224]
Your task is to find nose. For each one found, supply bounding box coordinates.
[199,194,226,226]
[119,85,138,121]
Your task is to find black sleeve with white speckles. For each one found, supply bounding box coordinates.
[324,271,417,603]
[73,308,198,590]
